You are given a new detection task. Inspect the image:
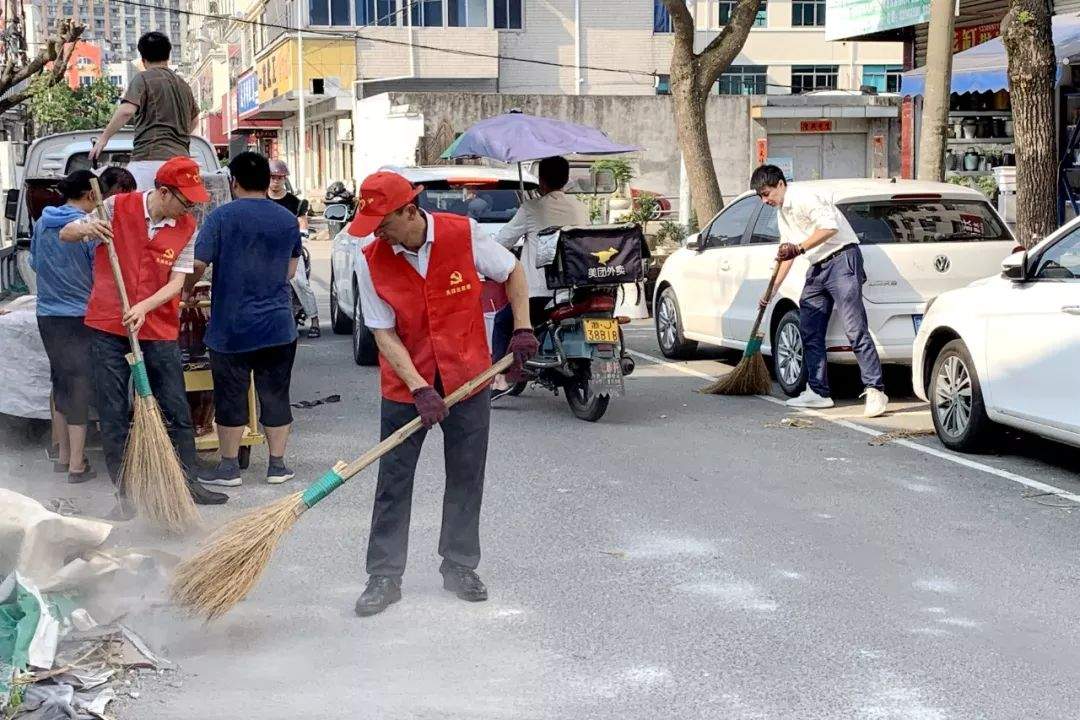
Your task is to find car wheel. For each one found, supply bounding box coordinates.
[352,288,378,366]
[772,310,807,397]
[930,339,994,452]
[655,287,697,359]
[329,268,353,335]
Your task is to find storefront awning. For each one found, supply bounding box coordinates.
[901,13,1080,96]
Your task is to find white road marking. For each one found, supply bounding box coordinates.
[626,349,1080,506]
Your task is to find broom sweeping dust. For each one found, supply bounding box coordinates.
[700,261,782,396]
[171,355,514,621]
[89,179,200,534]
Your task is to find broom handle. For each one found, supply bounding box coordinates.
[89,179,143,362]
[748,261,783,340]
[301,355,515,509]
[340,354,513,478]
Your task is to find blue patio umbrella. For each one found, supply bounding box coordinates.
[440,111,639,164]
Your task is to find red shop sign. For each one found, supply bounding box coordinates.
[800,120,833,133]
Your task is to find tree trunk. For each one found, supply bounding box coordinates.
[663,0,760,225]
[916,0,956,181]
[671,70,724,224]
[1002,1,1057,247]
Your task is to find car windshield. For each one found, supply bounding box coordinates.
[839,200,1011,244]
[417,183,524,223]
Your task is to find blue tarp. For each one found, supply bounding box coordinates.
[901,13,1080,96]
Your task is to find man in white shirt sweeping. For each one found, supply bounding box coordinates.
[489,156,588,400]
[751,164,888,418]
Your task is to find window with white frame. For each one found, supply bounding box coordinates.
[862,65,902,93]
[493,0,521,29]
[791,0,825,26]
[320,0,505,28]
[716,0,767,29]
[791,65,838,94]
[716,65,767,95]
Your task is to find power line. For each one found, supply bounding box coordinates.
[106,0,660,80]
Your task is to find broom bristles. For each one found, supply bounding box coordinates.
[122,395,201,534]
[171,491,305,620]
[699,352,772,396]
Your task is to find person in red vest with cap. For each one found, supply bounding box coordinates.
[349,170,537,617]
[61,156,228,516]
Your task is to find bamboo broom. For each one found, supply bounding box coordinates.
[700,262,782,396]
[171,354,514,621]
[89,180,200,534]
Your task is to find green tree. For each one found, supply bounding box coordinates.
[0,19,85,115]
[29,76,119,134]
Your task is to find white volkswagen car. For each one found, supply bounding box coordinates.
[912,218,1080,452]
[653,179,1017,396]
[328,165,539,365]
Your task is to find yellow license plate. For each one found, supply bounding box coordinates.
[583,318,620,343]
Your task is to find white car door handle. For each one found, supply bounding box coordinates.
[718,260,731,271]
[1063,306,1080,315]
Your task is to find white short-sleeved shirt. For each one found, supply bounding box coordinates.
[777,184,859,264]
[355,210,517,330]
[495,190,589,298]
[79,192,196,273]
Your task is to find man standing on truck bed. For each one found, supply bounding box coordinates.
[88,32,198,189]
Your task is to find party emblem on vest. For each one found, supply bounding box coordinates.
[155,246,177,267]
[163,248,176,260]
[592,247,618,265]
[445,270,472,296]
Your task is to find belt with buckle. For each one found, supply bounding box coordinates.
[811,243,857,267]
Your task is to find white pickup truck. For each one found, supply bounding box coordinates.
[2,130,221,293]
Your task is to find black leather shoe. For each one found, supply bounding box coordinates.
[187,479,228,505]
[355,576,402,617]
[441,565,488,602]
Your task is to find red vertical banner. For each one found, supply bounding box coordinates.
[756,138,768,165]
[901,97,915,179]
[872,134,887,178]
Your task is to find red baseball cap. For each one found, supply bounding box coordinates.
[155,156,210,204]
[347,171,423,238]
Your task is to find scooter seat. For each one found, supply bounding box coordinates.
[548,295,616,323]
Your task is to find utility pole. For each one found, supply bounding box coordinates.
[296,0,305,198]
[916,0,955,181]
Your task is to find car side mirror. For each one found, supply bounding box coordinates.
[684,232,703,251]
[5,188,18,221]
[1001,250,1028,282]
[592,169,616,195]
[323,203,349,221]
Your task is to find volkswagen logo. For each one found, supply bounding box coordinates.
[934,255,951,273]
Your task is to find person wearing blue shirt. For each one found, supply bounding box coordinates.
[30,170,106,483]
[188,152,302,487]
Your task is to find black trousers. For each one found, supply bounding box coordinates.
[90,329,198,486]
[366,387,491,578]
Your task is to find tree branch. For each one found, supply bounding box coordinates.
[663,0,696,58]
[696,0,761,95]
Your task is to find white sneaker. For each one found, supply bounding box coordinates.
[786,389,835,409]
[862,388,889,418]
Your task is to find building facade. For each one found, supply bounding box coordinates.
[32,0,187,66]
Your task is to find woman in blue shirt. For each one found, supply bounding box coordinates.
[31,169,106,483]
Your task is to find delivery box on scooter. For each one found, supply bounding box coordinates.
[535,223,649,290]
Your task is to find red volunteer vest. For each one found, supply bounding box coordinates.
[84,192,195,342]
[364,212,491,403]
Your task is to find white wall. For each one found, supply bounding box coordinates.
[351,93,427,182]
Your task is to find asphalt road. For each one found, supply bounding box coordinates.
[4,242,1080,719]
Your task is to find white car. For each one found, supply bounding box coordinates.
[329,165,539,365]
[653,179,1017,396]
[912,219,1080,451]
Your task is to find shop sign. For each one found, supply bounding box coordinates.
[953,22,1000,53]
[237,72,259,115]
[257,42,293,105]
[825,0,931,41]
[800,120,834,133]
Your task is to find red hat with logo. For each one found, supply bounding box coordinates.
[155,156,210,204]
[347,171,423,238]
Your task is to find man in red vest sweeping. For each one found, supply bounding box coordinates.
[349,171,537,617]
[62,156,228,514]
